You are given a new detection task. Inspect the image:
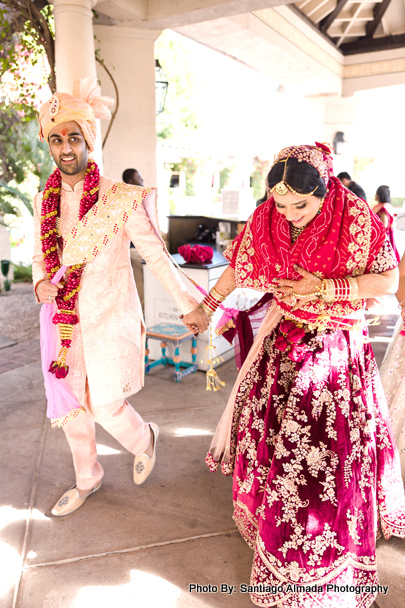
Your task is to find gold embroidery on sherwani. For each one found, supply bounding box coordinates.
[62,182,154,267]
[32,177,198,411]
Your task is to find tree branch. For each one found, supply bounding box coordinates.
[4,0,56,92]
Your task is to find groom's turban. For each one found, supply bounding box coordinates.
[38,77,114,153]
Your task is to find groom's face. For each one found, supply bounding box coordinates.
[48,121,88,177]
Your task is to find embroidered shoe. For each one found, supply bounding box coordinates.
[133,422,159,485]
[51,481,102,517]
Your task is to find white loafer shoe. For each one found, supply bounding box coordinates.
[133,422,159,485]
[51,482,102,516]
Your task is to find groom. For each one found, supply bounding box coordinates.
[33,77,208,516]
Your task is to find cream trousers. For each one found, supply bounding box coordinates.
[63,382,150,490]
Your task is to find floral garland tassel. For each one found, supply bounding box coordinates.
[41,160,100,379]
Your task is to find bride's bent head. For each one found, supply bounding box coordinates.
[267,156,327,228]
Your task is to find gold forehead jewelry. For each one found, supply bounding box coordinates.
[270,182,318,198]
[271,152,318,197]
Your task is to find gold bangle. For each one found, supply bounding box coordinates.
[210,287,226,302]
[290,286,322,298]
[200,301,214,318]
[321,279,335,302]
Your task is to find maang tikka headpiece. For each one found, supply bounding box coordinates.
[270,142,334,197]
[270,147,318,198]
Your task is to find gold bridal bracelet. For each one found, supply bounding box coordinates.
[290,277,359,302]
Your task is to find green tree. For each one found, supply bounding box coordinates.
[251,156,270,200]
[0,2,56,95]
[170,158,201,196]
[155,31,200,141]
[353,156,375,181]
[0,104,53,221]
[0,2,54,221]
[219,166,233,192]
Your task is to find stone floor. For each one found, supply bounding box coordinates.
[0,306,404,608]
[0,338,41,375]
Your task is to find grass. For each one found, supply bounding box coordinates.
[12,262,32,283]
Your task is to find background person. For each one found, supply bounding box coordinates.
[337,170,367,201]
[123,168,144,186]
[372,184,400,261]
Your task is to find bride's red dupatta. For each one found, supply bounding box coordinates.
[219,177,396,368]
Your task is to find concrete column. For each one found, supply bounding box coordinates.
[94,26,161,186]
[53,0,103,166]
[53,0,97,93]
[322,96,357,177]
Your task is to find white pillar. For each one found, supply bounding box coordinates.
[94,26,161,186]
[323,96,357,177]
[53,0,97,92]
[53,0,103,166]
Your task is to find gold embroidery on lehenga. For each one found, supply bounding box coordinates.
[347,508,364,545]
[218,190,405,607]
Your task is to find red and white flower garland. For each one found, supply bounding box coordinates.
[41,160,100,378]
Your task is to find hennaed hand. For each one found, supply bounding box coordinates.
[182,306,210,333]
[274,265,322,310]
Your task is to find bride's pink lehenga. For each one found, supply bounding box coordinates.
[206,170,405,608]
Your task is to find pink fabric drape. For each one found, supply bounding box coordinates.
[208,301,282,464]
[40,265,81,421]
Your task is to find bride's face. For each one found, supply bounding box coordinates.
[273,191,323,228]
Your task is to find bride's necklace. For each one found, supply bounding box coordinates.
[290,223,306,243]
[289,196,325,243]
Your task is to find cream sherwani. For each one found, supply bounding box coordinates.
[32,176,198,489]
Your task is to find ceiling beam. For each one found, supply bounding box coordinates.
[365,0,394,37]
[319,0,351,32]
[288,4,339,48]
[340,32,405,54]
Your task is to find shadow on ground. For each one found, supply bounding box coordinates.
[0,306,403,607]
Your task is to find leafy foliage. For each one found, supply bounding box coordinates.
[155,31,200,141]
[0,109,53,220]
[0,2,55,95]
[250,156,270,200]
[219,167,233,192]
[170,158,201,196]
[0,2,54,220]
[353,156,375,181]
[12,260,32,282]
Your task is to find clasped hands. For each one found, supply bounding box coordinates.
[182,305,210,334]
[274,264,322,311]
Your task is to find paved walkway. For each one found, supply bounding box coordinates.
[0,338,40,375]
[0,308,404,608]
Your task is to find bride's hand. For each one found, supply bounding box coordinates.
[182,306,210,333]
[274,265,322,310]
